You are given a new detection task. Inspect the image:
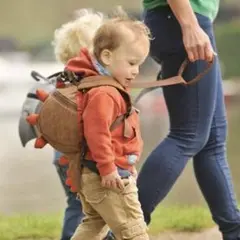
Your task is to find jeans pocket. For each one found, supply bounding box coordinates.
[121,177,144,219]
[107,177,136,195]
[81,172,108,204]
[84,188,107,204]
[121,177,137,194]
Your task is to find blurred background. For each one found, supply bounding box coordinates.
[0,0,240,215]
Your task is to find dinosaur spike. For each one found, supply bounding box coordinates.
[65,177,72,186]
[26,114,39,125]
[70,185,77,193]
[66,169,71,177]
[56,80,65,88]
[36,89,49,102]
[34,137,47,148]
[58,156,69,166]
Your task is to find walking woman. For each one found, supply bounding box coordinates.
[137,1,240,239]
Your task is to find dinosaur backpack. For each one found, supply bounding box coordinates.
[24,59,213,192]
[26,71,135,192]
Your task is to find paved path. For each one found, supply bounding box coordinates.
[151,227,221,240]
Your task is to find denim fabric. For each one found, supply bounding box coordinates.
[53,151,84,240]
[137,6,240,240]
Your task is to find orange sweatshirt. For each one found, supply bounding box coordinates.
[66,49,143,176]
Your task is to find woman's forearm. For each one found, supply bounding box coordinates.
[167,0,199,29]
[167,0,214,62]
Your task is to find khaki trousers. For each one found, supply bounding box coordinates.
[71,168,149,240]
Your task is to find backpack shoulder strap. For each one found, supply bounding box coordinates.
[78,75,134,136]
[77,75,125,91]
[78,75,133,115]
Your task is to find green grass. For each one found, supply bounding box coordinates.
[0,213,62,240]
[0,205,214,240]
[149,205,214,235]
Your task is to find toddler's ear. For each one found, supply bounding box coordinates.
[100,49,112,66]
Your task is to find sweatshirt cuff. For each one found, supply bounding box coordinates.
[97,162,117,176]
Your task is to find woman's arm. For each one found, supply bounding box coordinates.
[167,0,215,62]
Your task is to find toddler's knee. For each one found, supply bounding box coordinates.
[115,219,149,240]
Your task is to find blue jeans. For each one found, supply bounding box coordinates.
[54,151,84,240]
[137,6,240,240]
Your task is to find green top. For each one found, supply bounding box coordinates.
[143,0,220,21]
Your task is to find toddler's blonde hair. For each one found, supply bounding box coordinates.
[52,8,105,64]
[93,7,151,63]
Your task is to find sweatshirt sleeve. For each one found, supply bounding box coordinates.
[82,91,119,176]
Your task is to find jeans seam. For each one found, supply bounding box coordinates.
[212,115,236,218]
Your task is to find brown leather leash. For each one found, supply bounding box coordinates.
[130,58,214,89]
[78,58,215,105]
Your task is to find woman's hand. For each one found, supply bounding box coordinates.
[167,0,216,62]
[182,24,215,62]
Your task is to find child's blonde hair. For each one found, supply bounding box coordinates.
[52,8,105,64]
[93,7,151,63]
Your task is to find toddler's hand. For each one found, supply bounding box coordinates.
[101,170,124,190]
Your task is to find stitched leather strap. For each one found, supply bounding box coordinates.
[130,58,214,88]
[77,58,214,90]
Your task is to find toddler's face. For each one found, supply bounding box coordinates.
[102,32,150,88]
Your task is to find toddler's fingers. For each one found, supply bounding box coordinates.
[117,178,124,190]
